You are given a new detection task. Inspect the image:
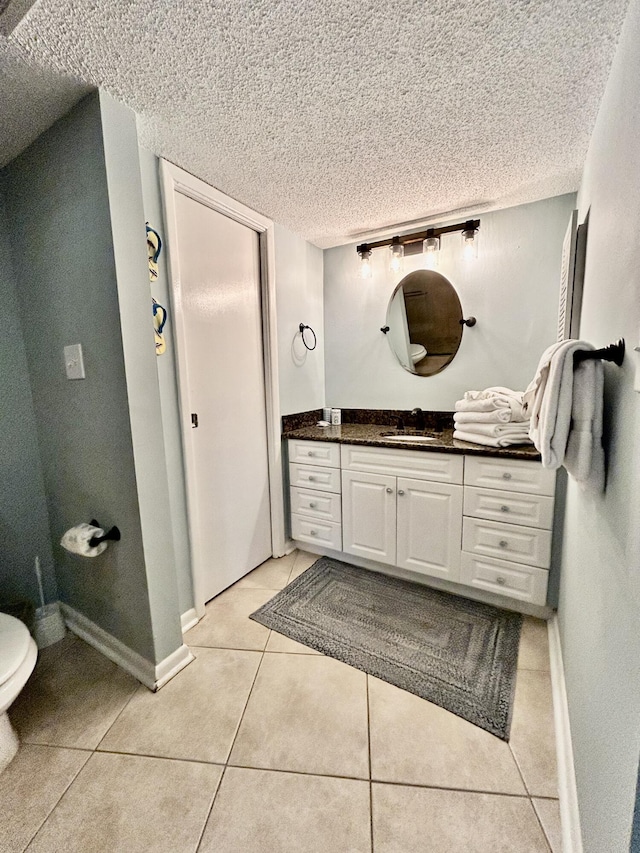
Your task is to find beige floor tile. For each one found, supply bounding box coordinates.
[185,586,277,650]
[199,766,371,853]
[99,648,261,763]
[372,783,550,852]
[288,549,320,581]
[235,553,297,589]
[0,744,90,853]
[26,752,222,853]
[230,653,369,778]
[518,617,550,671]
[265,629,321,654]
[9,638,139,749]
[34,632,76,668]
[368,676,525,794]
[510,670,558,797]
[533,798,562,852]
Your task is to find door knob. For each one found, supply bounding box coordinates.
[397,489,405,495]
[386,487,393,494]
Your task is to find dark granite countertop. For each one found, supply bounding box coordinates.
[282,422,541,461]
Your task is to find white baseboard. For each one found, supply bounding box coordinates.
[548,615,583,853]
[180,608,199,634]
[60,602,194,691]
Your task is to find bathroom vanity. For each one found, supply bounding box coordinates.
[284,424,556,614]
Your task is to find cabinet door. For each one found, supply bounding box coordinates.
[396,477,463,581]
[342,470,396,566]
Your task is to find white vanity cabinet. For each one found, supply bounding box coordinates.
[287,439,555,610]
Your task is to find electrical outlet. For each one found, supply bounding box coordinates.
[64,344,85,380]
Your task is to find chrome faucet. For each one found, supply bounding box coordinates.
[411,407,426,431]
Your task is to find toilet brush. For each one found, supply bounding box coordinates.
[33,557,66,648]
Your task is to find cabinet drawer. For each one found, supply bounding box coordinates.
[463,486,554,530]
[290,487,342,523]
[462,517,552,568]
[341,444,463,484]
[288,439,340,468]
[291,514,342,550]
[460,552,548,606]
[464,456,555,496]
[289,463,341,493]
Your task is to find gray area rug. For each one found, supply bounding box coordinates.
[250,557,522,740]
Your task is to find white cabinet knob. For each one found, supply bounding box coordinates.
[496,576,507,585]
[502,472,512,480]
[398,489,405,496]
[386,487,393,493]
[500,505,510,513]
[499,540,508,548]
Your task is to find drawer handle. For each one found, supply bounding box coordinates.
[496,576,507,586]
[386,487,393,494]
[502,472,512,480]
[499,540,509,548]
[309,530,318,536]
[307,451,315,456]
[500,505,510,513]
[397,489,405,496]
[308,476,316,481]
[309,502,317,508]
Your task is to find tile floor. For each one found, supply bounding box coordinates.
[4,550,561,852]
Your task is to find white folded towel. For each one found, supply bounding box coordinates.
[453,429,532,448]
[524,340,604,491]
[454,410,511,425]
[455,387,527,421]
[455,422,530,439]
[60,523,108,557]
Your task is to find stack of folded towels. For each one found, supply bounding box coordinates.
[453,386,532,448]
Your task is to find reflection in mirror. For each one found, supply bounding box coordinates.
[385,270,463,376]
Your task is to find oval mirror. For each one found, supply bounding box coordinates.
[385,270,463,376]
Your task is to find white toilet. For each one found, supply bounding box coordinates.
[409,343,427,364]
[0,613,38,772]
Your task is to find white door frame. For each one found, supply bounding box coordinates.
[160,160,286,617]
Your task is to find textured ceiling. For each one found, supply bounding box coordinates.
[0,0,630,247]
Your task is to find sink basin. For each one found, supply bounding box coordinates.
[380,432,438,443]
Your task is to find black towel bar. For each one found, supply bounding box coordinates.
[574,338,625,366]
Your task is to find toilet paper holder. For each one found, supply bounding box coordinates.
[89,520,121,548]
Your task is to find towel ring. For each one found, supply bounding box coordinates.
[299,324,317,351]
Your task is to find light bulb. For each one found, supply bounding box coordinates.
[461,225,479,260]
[389,238,404,274]
[423,233,440,269]
[359,248,372,279]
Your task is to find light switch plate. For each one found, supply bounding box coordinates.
[64,344,85,380]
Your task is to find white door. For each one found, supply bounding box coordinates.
[342,470,396,565]
[173,193,272,602]
[396,477,463,581]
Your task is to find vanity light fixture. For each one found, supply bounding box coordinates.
[358,243,373,279]
[389,236,404,274]
[423,229,440,269]
[356,217,480,279]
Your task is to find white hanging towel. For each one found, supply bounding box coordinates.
[523,340,604,491]
[60,523,108,557]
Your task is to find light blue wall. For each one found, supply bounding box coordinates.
[0,194,56,609]
[137,147,193,616]
[2,92,182,664]
[324,194,576,411]
[558,0,640,850]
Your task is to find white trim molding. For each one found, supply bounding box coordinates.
[180,608,199,634]
[548,615,584,853]
[60,602,194,691]
[159,160,286,617]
